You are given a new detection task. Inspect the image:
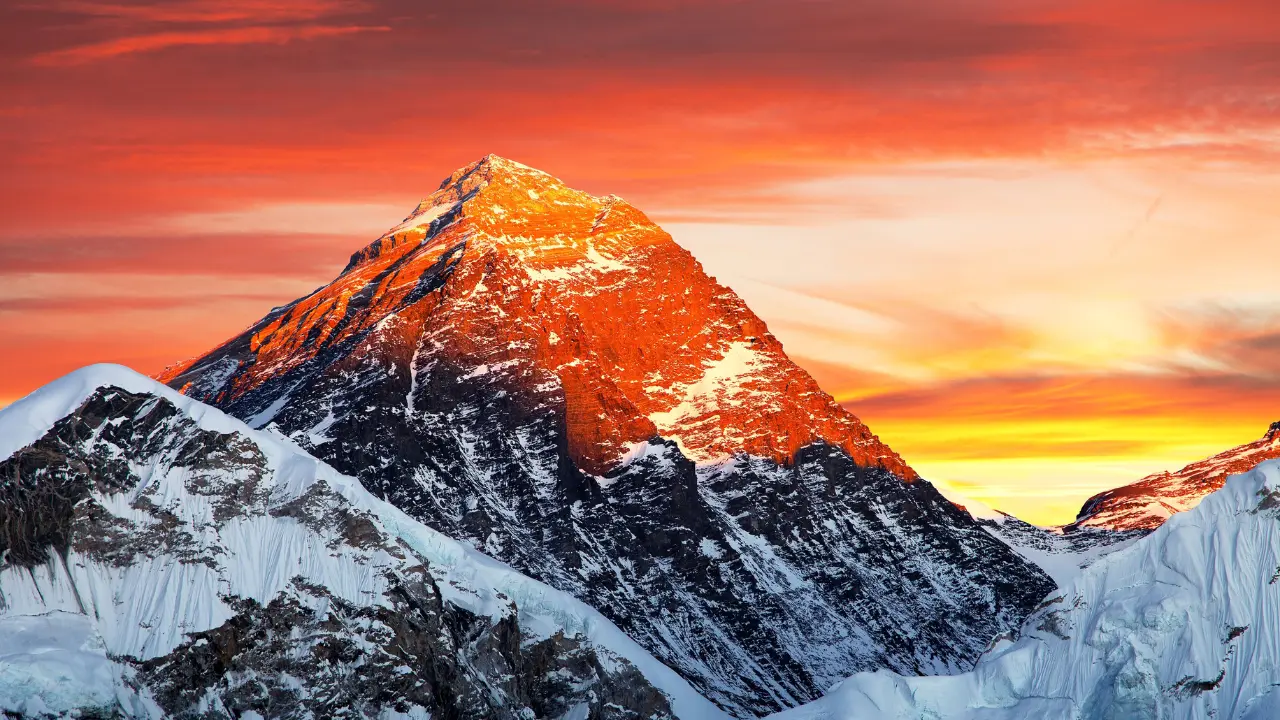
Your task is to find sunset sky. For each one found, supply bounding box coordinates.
[3,0,1280,524]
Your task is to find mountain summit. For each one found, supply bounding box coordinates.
[170,153,913,478]
[162,156,1051,715]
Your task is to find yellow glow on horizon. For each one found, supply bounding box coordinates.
[863,414,1269,526]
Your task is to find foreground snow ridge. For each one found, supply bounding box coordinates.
[772,458,1280,720]
[0,364,727,719]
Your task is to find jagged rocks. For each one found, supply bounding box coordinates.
[137,581,672,720]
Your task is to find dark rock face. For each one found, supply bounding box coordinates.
[177,347,1053,714]
[0,388,260,571]
[0,386,676,720]
[138,582,670,720]
[161,156,1055,716]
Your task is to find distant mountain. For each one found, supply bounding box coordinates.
[771,456,1280,720]
[1070,422,1280,532]
[161,155,1054,715]
[0,365,724,719]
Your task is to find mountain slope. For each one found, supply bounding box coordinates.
[161,155,1054,715]
[935,491,1136,588]
[0,364,727,720]
[976,512,1138,588]
[1071,422,1280,532]
[771,457,1280,720]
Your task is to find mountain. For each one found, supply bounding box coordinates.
[160,155,1055,715]
[1070,422,1280,532]
[770,456,1280,720]
[0,365,726,720]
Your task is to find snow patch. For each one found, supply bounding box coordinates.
[385,200,457,237]
[647,341,773,463]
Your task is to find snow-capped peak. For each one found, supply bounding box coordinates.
[0,363,246,462]
[155,158,1050,715]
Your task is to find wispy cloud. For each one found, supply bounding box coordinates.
[27,0,385,65]
[32,24,388,65]
[44,0,369,23]
[1157,303,1280,379]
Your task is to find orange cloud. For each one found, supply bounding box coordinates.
[31,24,389,65]
[44,0,370,23]
[836,372,1280,524]
[0,232,362,277]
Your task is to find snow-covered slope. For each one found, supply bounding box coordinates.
[0,364,727,719]
[975,511,1138,588]
[160,156,1053,715]
[770,457,1280,720]
[1071,422,1280,532]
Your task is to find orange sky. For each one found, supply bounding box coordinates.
[3,0,1280,524]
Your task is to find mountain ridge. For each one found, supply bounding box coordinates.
[162,153,915,479]
[1069,421,1280,532]
[770,456,1280,720]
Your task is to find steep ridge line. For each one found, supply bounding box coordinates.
[162,154,914,478]
[1070,421,1280,532]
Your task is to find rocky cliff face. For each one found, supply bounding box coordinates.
[1070,422,1280,532]
[161,155,1054,716]
[0,366,723,720]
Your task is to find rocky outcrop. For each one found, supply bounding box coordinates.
[162,156,1054,715]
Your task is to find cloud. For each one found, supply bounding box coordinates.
[837,367,1280,524]
[43,0,370,23]
[1157,303,1280,378]
[0,232,361,277]
[162,201,408,236]
[23,0,384,66]
[0,293,287,313]
[743,282,1041,384]
[31,24,388,65]
[852,372,1280,425]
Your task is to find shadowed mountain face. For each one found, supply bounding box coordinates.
[162,155,1054,716]
[1071,422,1280,532]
